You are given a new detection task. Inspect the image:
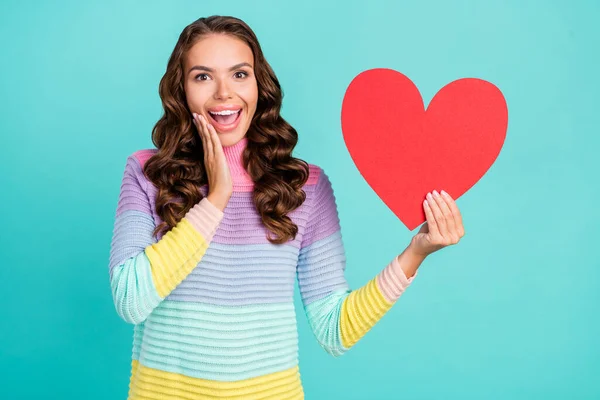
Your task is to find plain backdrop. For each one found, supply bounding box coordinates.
[1,0,598,399]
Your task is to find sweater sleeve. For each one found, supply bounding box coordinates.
[296,168,417,357]
[108,154,224,324]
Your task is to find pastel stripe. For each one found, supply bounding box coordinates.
[128,360,304,399]
[339,277,393,348]
[185,197,224,241]
[114,156,152,216]
[377,255,418,303]
[165,242,298,306]
[145,186,313,246]
[132,300,299,381]
[296,230,350,305]
[303,289,350,356]
[299,169,340,248]
[137,143,318,196]
[111,251,161,324]
[144,217,209,297]
[109,210,155,279]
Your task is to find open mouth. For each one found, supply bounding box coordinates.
[208,109,242,126]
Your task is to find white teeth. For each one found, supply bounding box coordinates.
[209,109,241,116]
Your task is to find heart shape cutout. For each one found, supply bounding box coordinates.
[341,68,508,230]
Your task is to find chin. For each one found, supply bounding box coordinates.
[219,134,244,147]
[219,138,233,146]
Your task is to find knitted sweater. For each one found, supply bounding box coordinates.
[108,136,417,399]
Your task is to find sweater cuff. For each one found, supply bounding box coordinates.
[183,197,224,243]
[376,255,417,303]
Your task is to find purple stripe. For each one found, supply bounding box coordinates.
[300,170,340,248]
[166,242,299,306]
[297,230,350,306]
[115,155,152,217]
[143,173,320,247]
[108,154,156,277]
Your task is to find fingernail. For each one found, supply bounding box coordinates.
[433,190,440,197]
[441,190,449,197]
[426,192,432,200]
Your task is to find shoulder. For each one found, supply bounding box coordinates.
[129,148,158,168]
[303,163,325,193]
[303,163,336,199]
[123,148,158,174]
[121,149,158,191]
[300,163,340,236]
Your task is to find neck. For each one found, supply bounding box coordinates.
[221,136,253,188]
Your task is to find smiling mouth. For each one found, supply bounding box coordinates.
[208,109,242,125]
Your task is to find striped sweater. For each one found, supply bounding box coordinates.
[108,136,417,399]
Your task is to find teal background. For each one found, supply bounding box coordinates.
[1,0,598,399]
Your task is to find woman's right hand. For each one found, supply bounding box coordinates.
[192,112,233,211]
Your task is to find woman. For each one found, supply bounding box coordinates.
[108,15,465,399]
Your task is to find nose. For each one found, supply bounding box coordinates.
[214,78,233,100]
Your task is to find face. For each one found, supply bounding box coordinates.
[183,33,258,147]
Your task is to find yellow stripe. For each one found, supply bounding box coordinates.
[340,277,394,348]
[128,359,304,399]
[144,218,209,298]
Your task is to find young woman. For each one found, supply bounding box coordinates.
[108,15,465,399]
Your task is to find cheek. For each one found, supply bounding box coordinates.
[240,80,258,104]
[185,85,209,110]
[241,88,259,109]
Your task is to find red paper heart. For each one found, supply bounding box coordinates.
[341,68,508,230]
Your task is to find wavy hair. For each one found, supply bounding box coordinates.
[144,15,310,244]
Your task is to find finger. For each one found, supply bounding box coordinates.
[193,113,208,153]
[199,114,214,160]
[426,191,448,237]
[423,198,439,237]
[441,190,465,237]
[205,120,222,157]
[433,190,457,240]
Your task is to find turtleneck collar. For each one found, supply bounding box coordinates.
[222,136,253,187]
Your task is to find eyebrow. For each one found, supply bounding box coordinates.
[188,62,253,75]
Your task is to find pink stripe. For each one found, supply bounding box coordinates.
[304,165,320,185]
[130,147,319,193]
[133,149,156,167]
[376,255,417,303]
[184,197,225,242]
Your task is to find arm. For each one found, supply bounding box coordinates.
[296,168,420,357]
[108,154,224,324]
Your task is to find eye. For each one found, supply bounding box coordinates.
[234,71,248,79]
[195,73,210,81]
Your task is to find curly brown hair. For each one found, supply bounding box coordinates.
[143,15,310,244]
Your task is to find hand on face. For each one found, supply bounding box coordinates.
[192,112,233,207]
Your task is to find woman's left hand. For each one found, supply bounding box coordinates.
[409,190,465,258]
